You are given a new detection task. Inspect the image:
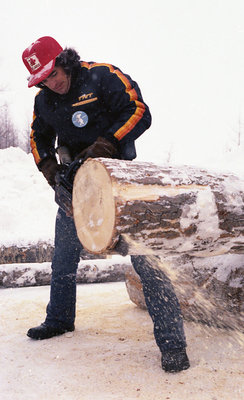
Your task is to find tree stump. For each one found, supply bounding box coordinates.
[73,158,244,257]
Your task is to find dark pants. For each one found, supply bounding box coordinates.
[45,208,82,329]
[45,209,187,353]
[131,256,187,352]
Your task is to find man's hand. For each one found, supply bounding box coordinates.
[76,136,119,161]
[40,158,60,187]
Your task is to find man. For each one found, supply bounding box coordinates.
[22,36,190,373]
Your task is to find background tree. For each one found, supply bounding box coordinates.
[0,102,19,149]
[18,122,31,154]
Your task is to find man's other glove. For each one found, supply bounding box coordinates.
[39,158,60,187]
[119,140,137,160]
[76,136,119,162]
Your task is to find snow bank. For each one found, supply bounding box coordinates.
[0,147,57,247]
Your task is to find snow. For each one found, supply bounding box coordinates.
[0,147,57,247]
[0,282,243,400]
[180,187,221,239]
[0,146,244,399]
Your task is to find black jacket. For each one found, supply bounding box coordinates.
[30,61,151,167]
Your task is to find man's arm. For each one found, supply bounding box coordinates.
[30,96,59,186]
[91,64,152,145]
[30,96,56,168]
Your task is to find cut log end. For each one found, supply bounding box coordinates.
[72,159,116,253]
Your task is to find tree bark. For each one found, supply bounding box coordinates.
[72,158,244,257]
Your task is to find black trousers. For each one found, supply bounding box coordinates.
[131,255,187,353]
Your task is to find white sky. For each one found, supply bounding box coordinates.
[1,0,244,166]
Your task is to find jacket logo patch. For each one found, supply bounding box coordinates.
[79,93,94,100]
[72,93,98,107]
[72,111,88,128]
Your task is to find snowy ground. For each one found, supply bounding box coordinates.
[0,147,244,399]
[0,282,244,400]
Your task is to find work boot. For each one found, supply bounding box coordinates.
[161,348,190,373]
[27,322,74,340]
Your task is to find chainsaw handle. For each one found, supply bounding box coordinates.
[65,158,84,183]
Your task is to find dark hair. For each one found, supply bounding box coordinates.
[55,47,81,74]
[35,47,81,88]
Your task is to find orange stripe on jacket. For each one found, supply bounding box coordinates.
[81,62,114,72]
[114,100,145,140]
[112,69,146,139]
[81,62,145,140]
[30,112,41,165]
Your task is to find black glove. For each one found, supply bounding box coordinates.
[39,158,60,187]
[76,136,119,162]
[119,140,137,160]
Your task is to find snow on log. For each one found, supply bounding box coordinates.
[72,158,244,257]
[0,257,131,288]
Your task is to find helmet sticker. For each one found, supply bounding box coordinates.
[72,111,88,128]
[25,54,41,71]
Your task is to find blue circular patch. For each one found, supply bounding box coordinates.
[72,111,88,128]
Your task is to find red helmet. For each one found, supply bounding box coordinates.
[22,36,63,88]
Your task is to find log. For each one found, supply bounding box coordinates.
[125,254,244,330]
[0,242,54,264]
[0,257,131,288]
[72,158,244,257]
[0,243,106,264]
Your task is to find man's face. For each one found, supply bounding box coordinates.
[42,66,71,94]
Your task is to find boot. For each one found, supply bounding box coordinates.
[161,348,190,373]
[27,322,75,340]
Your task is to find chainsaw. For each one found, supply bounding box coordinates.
[54,146,83,215]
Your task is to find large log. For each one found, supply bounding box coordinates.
[125,254,244,330]
[72,158,244,257]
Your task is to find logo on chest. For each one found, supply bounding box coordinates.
[72,111,88,128]
[72,92,98,107]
